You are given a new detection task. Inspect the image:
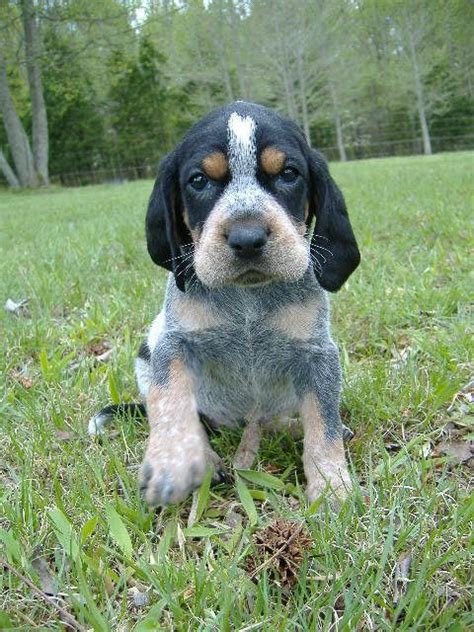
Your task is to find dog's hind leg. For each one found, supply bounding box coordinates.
[233,418,262,470]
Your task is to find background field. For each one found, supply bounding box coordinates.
[1,152,472,630]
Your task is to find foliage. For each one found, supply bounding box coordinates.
[43,30,107,176]
[108,38,169,167]
[1,153,472,627]
[0,0,473,184]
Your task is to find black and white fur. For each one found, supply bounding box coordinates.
[89,101,360,507]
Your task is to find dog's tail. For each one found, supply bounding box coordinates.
[88,402,147,435]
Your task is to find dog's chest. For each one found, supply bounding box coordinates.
[174,283,328,424]
[185,320,300,423]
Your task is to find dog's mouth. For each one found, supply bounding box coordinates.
[233,270,273,286]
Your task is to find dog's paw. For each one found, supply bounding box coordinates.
[139,438,225,506]
[140,453,206,506]
[306,470,352,512]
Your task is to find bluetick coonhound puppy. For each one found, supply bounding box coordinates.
[89,101,360,507]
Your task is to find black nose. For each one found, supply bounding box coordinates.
[227,224,268,259]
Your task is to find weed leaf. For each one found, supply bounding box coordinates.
[0,610,13,629]
[48,507,80,560]
[105,504,133,558]
[183,526,230,538]
[195,467,213,523]
[107,372,120,404]
[0,528,22,562]
[235,474,259,526]
[81,515,98,544]
[236,469,285,490]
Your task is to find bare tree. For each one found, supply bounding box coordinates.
[0,0,49,187]
[0,148,20,187]
[21,0,49,183]
[0,50,38,187]
[209,0,235,102]
[389,1,451,155]
[329,81,347,161]
[295,42,310,142]
[306,1,359,160]
[228,0,247,100]
[267,3,298,121]
[406,19,431,155]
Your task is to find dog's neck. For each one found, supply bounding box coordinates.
[177,266,323,312]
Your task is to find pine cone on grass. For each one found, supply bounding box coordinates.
[245,518,312,588]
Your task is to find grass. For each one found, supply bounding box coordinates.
[1,151,472,630]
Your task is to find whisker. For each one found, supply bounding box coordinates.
[182,261,195,276]
[162,250,194,265]
[188,271,200,293]
[310,243,334,257]
[309,254,323,273]
[175,256,196,278]
[308,245,328,264]
[310,248,329,263]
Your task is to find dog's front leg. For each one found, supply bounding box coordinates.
[140,359,221,506]
[300,392,352,507]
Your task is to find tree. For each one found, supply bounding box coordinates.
[0,147,20,187]
[21,0,49,183]
[0,0,48,186]
[2,0,473,187]
[43,30,106,178]
[0,49,38,186]
[108,37,170,168]
[385,0,453,155]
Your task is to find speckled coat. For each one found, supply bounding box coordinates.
[90,101,360,507]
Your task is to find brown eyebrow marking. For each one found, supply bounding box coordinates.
[202,152,228,180]
[261,146,286,175]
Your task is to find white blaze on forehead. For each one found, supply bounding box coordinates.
[227,112,257,179]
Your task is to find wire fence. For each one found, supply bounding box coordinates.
[46,131,474,187]
[50,164,159,187]
[318,133,474,162]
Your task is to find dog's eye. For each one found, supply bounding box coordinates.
[279,166,299,183]
[189,173,208,191]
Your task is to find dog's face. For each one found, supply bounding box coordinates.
[146,101,360,292]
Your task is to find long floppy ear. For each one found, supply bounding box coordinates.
[145,151,189,291]
[307,150,360,292]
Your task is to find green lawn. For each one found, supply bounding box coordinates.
[1,152,472,630]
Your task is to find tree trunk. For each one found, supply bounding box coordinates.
[335,110,347,161]
[162,0,177,61]
[329,82,347,161]
[214,0,235,101]
[272,12,297,120]
[21,0,49,184]
[417,101,432,155]
[220,55,235,102]
[295,45,310,142]
[0,149,20,187]
[0,52,38,187]
[407,23,432,155]
[192,34,214,108]
[229,0,246,99]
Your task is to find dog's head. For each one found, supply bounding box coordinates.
[146,101,360,292]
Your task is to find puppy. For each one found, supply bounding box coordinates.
[90,101,360,507]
